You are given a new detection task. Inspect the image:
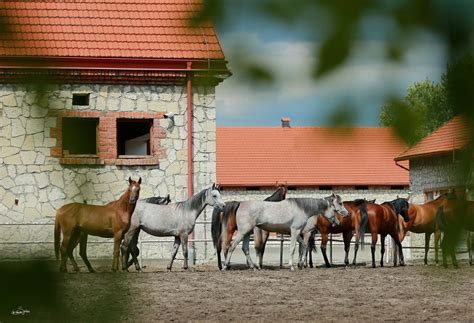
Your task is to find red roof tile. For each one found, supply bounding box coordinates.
[217,127,409,187]
[395,116,470,161]
[0,0,225,60]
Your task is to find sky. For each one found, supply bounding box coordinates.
[214,7,448,128]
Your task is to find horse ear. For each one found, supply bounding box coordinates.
[138,177,142,184]
[128,177,132,184]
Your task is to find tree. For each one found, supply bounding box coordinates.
[380,77,454,146]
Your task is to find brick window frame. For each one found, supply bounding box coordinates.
[50,111,167,166]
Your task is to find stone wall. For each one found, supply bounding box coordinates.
[407,155,468,261]
[0,83,217,262]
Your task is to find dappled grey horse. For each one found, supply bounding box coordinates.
[121,184,225,271]
[222,193,349,271]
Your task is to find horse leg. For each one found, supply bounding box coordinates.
[393,236,405,266]
[259,230,270,269]
[222,223,235,269]
[343,231,352,266]
[79,233,95,273]
[180,234,189,270]
[320,233,331,268]
[127,230,141,271]
[424,233,431,266]
[253,227,263,270]
[352,235,359,266]
[111,233,122,272]
[121,226,139,271]
[67,230,82,272]
[288,228,301,271]
[298,231,311,269]
[441,234,448,268]
[380,234,386,268]
[59,229,74,272]
[434,229,441,265]
[242,233,256,270]
[167,236,181,272]
[370,232,378,268]
[308,232,315,268]
[222,231,246,271]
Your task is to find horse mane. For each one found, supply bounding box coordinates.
[265,186,287,202]
[177,187,208,210]
[288,198,327,216]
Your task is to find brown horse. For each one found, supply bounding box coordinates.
[211,185,287,270]
[397,194,451,265]
[307,199,371,268]
[436,196,474,267]
[54,177,141,272]
[353,198,410,268]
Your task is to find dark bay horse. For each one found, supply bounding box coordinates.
[307,199,371,268]
[436,196,474,267]
[124,194,171,271]
[354,198,410,268]
[54,177,141,272]
[211,185,287,270]
[398,194,451,265]
[222,193,349,271]
[121,184,225,271]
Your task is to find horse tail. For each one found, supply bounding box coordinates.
[211,206,223,251]
[359,204,369,249]
[54,214,61,260]
[436,206,447,231]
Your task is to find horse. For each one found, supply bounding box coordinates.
[121,184,225,271]
[398,193,452,265]
[222,193,349,271]
[54,177,141,272]
[124,194,172,271]
[307,199,372,268]
[353,198,410,268]
[436,196,474,268]
[211,185,288,270]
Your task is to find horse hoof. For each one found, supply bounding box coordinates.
[290,266,295,271]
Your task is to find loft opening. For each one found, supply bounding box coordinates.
[72,93,90,106]
[117,119,153,157]
[62,117,98,155]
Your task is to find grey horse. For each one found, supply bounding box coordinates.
[121,184,225,271]
[222,193,349,271]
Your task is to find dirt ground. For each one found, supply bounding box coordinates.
[1,261,473,322]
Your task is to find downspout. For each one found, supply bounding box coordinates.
[395,160,410,171]
[187,61,195,264]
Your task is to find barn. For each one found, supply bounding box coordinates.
[395,115,471,259]
[0,0,230,261]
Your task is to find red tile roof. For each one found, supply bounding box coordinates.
[395,116,469,161]
[0,0,225,60]
[217,127,409,187]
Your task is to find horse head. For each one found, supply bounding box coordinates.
[128,177,142,204]
[208,184,225,210]
[326,192,349,217]
[390,197,410,222]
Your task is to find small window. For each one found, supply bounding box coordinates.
[246,187,259,191]
[391,185,405,190]
[287,186,297,191]
[319,186,333,191]
[117,119,153,157]
[72,93,90,106]
[356,186,368,190]
[62,117,98,155]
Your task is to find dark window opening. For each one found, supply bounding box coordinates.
[356,186,368,190]
[117,119,152,156]
[62,117,98,155]
[246,187,259,191]
[319,186,333,191]
[72,93,90,106]
[391,185,405,190]
[287,186,297,191]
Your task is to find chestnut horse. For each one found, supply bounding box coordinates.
[354,198,410,268]
[397,194,451,265]
[54,177,141,272]
[211,185,287,270]
[307,199,372,268]
[436,195,474,267]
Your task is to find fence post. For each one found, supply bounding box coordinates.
[329,233,333,265]
[280,234,284,268]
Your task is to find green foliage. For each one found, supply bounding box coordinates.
[380,78,454,146]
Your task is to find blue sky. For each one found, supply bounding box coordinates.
[214,8,448,127]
